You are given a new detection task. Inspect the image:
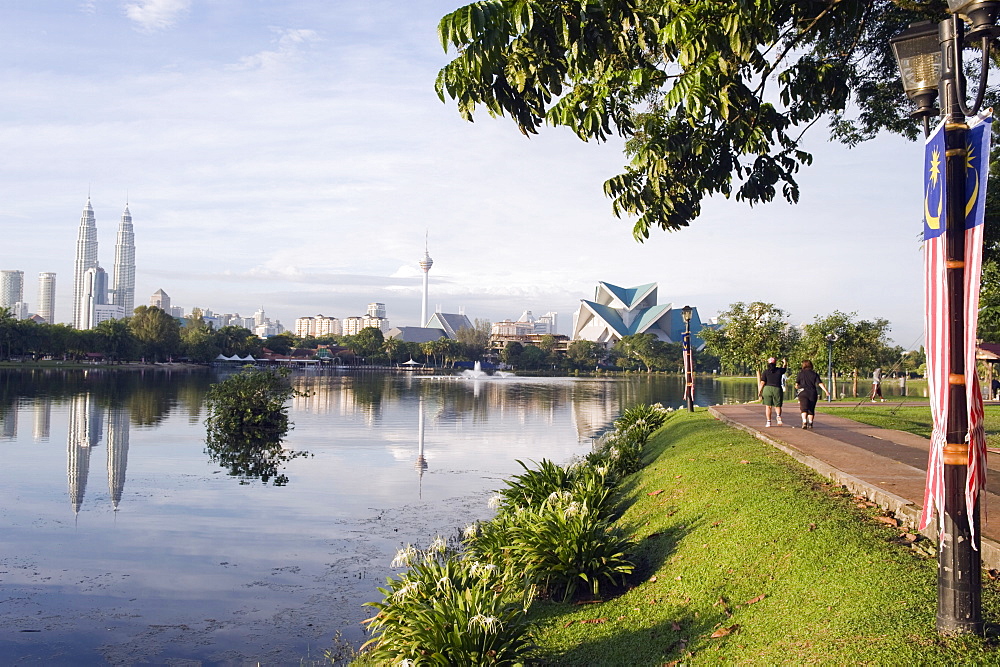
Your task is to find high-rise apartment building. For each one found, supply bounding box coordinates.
[150,289,170,312]
[37,272,56,324]
[73,198,99,329]
[343,316,364,336]
[367,302,386,319]
[80,266,109,330]
[112,204,135,317]
[0,270,24,309]
[296,315,343,337]
[362,314,390,333]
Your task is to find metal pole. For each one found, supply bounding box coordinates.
[827,341,834,402]
[935,16,981,635]
[684,325,694,412]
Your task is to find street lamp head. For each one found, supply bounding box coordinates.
[891,22,943,119]
[948,0,1000,39]
[681,305,693,323]
[825,333,839,343]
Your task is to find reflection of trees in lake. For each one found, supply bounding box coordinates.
[204,432,309,486]
[205,368,309,486]
[0,368,215,428]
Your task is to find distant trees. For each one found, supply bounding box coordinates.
[130,306,181,362]
[799,311,899,395]
[566,340,603,369]
[700,302,800,376]
[95,319,139,363]
[455,318,492,360]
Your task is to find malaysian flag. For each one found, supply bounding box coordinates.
[919,113,992,539]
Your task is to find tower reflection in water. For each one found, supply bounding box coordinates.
[415,394,428,496]
[66,393,130,515]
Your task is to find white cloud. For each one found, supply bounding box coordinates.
[123,0,190,32]
[231,27,321,71]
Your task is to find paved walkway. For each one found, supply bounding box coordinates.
[708,402,1000,569]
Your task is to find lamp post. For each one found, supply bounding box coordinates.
[681,305,694,412]
[891,0,1000,635]
[825,333,838,402]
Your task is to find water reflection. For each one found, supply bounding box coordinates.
[65,394,132,514]
[0,368,784,664]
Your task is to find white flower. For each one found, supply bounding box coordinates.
[397,660,414,667]
[390,545,418,568]
[468,614,502,633]
[391,580,421,601]
[436,576,453,592]
[487,494,504,509]
[564,501,583,517]
[547,490,571,504]
[429,535,447,554]
[463,523,479,539]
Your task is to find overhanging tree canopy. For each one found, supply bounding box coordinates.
[436,1,947,238]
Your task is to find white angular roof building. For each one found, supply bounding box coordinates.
[571,282,704,346]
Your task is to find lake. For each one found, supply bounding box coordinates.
[0,368,909,664]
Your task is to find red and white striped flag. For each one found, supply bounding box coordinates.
[919,112,992,539]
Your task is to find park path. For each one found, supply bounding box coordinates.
[708,402,1000,569]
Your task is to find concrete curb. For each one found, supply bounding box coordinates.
[708,406,1000,570]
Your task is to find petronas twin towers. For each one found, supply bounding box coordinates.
[72,197,135,329]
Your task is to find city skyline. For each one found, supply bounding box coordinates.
[0,2,927,348]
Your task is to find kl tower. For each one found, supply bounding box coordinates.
[418,234,433,327]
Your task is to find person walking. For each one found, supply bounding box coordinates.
[758,356,787,427]
[870,367,884,402]
[795,360,830,429]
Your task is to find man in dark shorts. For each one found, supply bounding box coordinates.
[757,356,786,427]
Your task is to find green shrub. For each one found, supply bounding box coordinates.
[496,459,573,512]
[363,543,535,665]
[613,402,672,441]
[508,499,634,602]
[203,366,308,485]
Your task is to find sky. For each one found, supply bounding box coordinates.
[0,0,927,350]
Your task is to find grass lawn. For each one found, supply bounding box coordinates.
[526,411,1000,665]
[817,403,1000,449]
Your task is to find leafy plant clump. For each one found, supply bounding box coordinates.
[203,366,308,485]
[205,366,297,438]
[359,403,671,664]
[363,541,536,665]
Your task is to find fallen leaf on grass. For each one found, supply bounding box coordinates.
[989,569,1000,580]
[874,516,899,527]
[711,521,723,527]
[808,523,816,531]
[574,599,602,605]
[902,533,918,543]
[649,575,658,583]
[646,532,663,540]
[648,489,664,496]
[563,621,574,628]
[580,618,607,624]
[744,594,766,605]
[710,624,740,638]
[739,460,749,464]
[671,621,682,632]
